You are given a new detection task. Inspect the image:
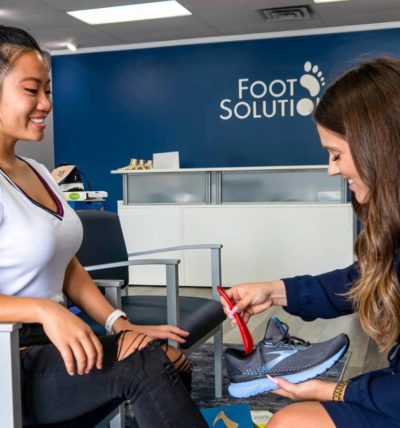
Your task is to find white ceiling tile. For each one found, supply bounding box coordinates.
[0,0,397,51]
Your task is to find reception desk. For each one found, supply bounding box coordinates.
[112,166,355,287]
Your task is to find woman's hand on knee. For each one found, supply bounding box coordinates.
[38,300,103,376]
[133,324,189,344]
[268,376,336,402]
[113,319,189,344]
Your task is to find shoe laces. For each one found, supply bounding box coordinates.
[283,334,310,348]
[264,321,310,348]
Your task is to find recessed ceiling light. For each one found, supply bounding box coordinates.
[66,42,77,52]
[314,0,349,3]
[67,1,191,25]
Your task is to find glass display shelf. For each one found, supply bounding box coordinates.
[111,166,347,205]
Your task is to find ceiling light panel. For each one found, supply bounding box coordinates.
[313,0,349,3]
[66,42,77,52]
[67,1,191,25]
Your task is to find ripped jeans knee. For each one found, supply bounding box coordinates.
[160,343,192,392]
[116,331,192,391]
[116,330,153,361]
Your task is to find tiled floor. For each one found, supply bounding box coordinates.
[131,285,388,379]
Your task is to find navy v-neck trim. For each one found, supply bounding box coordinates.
[0,158,64,220]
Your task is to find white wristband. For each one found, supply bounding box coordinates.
[105,309,127,334]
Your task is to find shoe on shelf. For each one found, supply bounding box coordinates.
[225,316,349,398]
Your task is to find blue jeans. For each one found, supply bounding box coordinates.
[20,335,207,427]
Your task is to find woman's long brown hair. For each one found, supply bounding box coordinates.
[315,57,400,351]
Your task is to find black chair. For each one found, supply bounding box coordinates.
[75,210,226,398]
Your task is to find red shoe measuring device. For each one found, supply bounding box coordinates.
[217,286,254,355]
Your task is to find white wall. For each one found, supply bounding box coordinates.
[119,203,355,287]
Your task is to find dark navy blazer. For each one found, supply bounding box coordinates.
[283,258,400,420]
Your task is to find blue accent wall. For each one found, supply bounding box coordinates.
[52,28,400,210]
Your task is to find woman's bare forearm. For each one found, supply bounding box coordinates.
[63,257,116,326]
[0,294,58,324]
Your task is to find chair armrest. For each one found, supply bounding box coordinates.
[0,323,22,427]
[93,280,124,308]
[86,261,181,319]
[93,279,124,288]
[128,245,222,300]
[130,259,180,266]
[0,323,21,332]
[128,244,222,257]
[85,259,180,272]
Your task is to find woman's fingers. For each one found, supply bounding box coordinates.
[56,328,103,375]
[93,334,104,370]
[142,325,188,343]
[221,283,275,322]
[241,310,252,323]
[70,339,88,375]
[78,333,103,373]
[164,332,186,344]
[267,376,330,401]
[41,302,105,374]
[268,375,298,399]
[126,324,190,344]
[58,343,76,376]
[163,325,189,337]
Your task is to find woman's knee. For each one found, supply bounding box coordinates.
[160,344,191,373]
[159,344,192,392]
[116,330,154,361]
[268,407,293,428]
[116,332,190,374]
[268,402,335,428]
[115,333,193,393]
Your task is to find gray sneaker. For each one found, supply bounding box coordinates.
[225,316,349,398]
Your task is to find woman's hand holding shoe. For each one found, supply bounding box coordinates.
[268,376,337,402]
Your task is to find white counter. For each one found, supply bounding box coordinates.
[118,202,355,287]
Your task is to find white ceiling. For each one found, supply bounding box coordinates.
[1,0,400,52]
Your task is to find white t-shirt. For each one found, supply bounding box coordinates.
[0,157,83,304]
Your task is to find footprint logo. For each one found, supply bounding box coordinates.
[297,61,326,116]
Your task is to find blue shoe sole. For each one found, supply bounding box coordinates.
[228,344,348,398]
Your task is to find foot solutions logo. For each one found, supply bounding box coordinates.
[219,61,325,120]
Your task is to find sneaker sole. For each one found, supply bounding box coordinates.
[228,343,348,398]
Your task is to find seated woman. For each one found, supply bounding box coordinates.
[0,24,207,427]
